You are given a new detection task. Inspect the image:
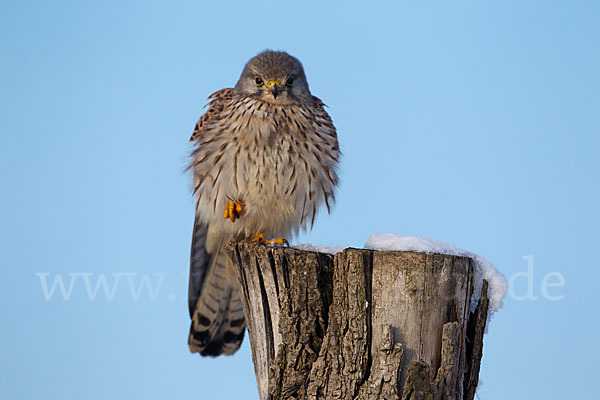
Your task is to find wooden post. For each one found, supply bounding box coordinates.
[225,241,489,400]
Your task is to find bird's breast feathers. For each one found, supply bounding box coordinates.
[191,92,339,238]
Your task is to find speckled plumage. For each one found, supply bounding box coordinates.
[188,51,340,356]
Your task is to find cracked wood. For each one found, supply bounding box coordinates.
[225,241,489,400]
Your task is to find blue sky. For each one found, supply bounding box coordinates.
[1,1,598,399]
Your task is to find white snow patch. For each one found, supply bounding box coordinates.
[364,233,508,322]
[293,243,347,255]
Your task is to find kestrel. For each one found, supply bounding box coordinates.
[188,50,340,356]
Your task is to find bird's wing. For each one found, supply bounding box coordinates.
[190,88,234,142]
[188,214,210,317]
[306,96,341,222]
[311,96,339,144]
[188,88,233,315]
[188,89,246,356]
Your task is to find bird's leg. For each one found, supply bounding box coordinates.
[224,201,243,222]
[251,232,289,246]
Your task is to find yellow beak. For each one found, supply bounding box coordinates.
[267,80,282,98]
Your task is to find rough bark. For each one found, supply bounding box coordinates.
[225,241,489,400]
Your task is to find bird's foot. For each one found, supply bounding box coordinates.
[251,232,289,247]
[224,201,243,222]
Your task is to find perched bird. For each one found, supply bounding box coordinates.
[188,50,340,356]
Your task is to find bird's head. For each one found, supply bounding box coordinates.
[234,50,312,105]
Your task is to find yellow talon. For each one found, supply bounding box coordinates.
[268,238,288,246]
[251,232,288,246]
[224,201,243,222]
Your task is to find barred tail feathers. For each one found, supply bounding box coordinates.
[188,218,245,356]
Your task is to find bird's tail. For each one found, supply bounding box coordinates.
[188,218,245,356]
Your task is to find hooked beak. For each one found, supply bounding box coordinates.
[267,80,282,99]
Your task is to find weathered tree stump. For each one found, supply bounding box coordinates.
[225,241,489,400]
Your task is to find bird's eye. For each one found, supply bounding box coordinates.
[286,78,295,87]
[255,77,264,86]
